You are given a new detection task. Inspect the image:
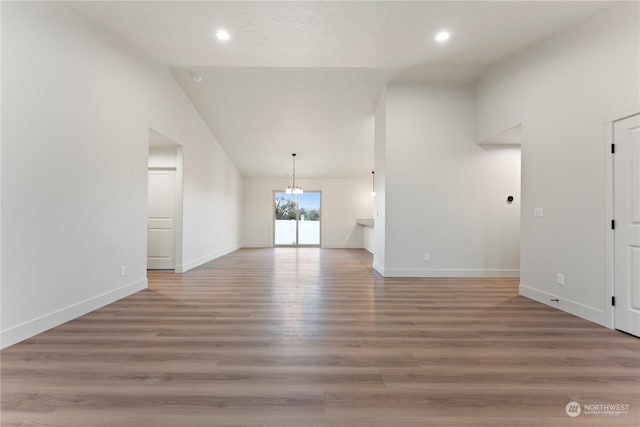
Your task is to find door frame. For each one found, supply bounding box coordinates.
[272,190,322,248]
[147,130,184,272]
[605,112,640,330]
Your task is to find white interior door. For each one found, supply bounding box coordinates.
[148,170,175,269]
[614,114,640,336]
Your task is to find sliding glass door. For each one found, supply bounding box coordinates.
[274,191,321,246]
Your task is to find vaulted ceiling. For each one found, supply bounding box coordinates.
[68,1,613,178]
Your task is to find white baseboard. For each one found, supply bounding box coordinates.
[519,284,610,328]
[321,243,365,249]
[176,246,239,273]
[242,244,367,250]
[372,261,385,276]
[0,278,147,349]
[380,268,520,278]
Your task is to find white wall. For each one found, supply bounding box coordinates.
[476,2,639,327]
[242,178,373,248]
[363,226,374,253]
[378,83,521,277]
[1,2,242,348]
[373,90,387,272]
[148,146,178,169]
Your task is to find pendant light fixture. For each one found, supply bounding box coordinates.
[371,171,376,196]
[285,153,303,194]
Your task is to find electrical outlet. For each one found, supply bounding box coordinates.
[556,273,565,285]
[534,207,544,217]
[120,266,127,277]
[424,254,430,262]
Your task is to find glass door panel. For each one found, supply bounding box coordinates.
[297,192,320,246]
[274,192,298,245]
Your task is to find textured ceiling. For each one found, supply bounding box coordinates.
[68,1,614,177]
[172,67,394,178]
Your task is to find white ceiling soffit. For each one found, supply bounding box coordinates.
[479,124,522,145]
[68,1,613,178]
[149,129,182,149]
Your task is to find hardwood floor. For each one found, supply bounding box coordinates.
[2,248,639,426]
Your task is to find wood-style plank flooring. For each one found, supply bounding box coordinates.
[2,248,639,426]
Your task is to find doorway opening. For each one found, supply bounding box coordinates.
[479,124,522,278]
[274,191,321,246]
[147,129,183,271]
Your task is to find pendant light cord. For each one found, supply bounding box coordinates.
[292,153,296,189]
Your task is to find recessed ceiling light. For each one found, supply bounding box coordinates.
[191,72,203,83]
[435,31,450,43]
[215,29,230,41]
